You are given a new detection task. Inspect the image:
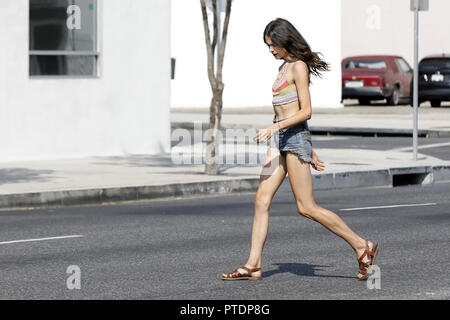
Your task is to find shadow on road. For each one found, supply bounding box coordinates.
[263,262,354,279]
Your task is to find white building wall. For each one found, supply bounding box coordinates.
[342,0,450,66]
[0,0,171,162]
[171,0,342,109]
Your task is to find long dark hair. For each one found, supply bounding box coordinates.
[264,18,330,83]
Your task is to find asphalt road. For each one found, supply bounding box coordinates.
[173,118,450,161]
[311,135,450,161]
[1,180,449,300]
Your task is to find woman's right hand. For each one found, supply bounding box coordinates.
[253,125,278,144]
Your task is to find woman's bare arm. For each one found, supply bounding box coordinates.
[254,60,313,143]
[274,61,312,131]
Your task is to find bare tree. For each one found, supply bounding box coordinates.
[200,0,232,175]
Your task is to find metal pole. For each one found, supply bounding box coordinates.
[413,1,419,161]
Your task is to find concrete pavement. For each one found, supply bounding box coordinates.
[1,105,449,209]
[171,104,450,137]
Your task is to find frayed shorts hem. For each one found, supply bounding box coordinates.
[280,149,312,163]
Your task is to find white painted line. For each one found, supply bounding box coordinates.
[340,203,437,211]
[0,235,84,245]
[390,141,450,152]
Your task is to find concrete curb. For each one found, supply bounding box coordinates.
[1,165,449,210]
[171,122,450,138]
[0,178,261,210]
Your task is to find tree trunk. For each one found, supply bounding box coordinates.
[205,87,223,174]
[200,0,232,175]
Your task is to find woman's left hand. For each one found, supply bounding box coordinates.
[253,125,277,143]
[311,149,325,171]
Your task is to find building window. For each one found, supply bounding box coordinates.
[29,0,99,77]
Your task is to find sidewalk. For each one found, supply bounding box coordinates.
[171,104,450,137]
[1,105,449,209]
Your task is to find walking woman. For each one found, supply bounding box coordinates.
[221,18,379,281]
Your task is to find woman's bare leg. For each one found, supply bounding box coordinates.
[285,152,374,278]
[247,150,287,265]
[221,147,287,279]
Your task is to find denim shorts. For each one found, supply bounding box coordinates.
[270,117,313,163]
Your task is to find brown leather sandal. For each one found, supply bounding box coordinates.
[357,240,380,280]
[221,266,262,281]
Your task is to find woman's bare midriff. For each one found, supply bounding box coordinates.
[273,100,300,121]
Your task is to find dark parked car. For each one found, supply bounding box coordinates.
[410,54,450,107]
[342,55,413,105]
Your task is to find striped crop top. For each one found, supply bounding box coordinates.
[272,63,298,106]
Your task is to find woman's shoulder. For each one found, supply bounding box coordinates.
[289,60,310,84]
[291,60,309,73]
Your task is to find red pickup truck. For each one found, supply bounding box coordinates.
[342,55,413,105]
